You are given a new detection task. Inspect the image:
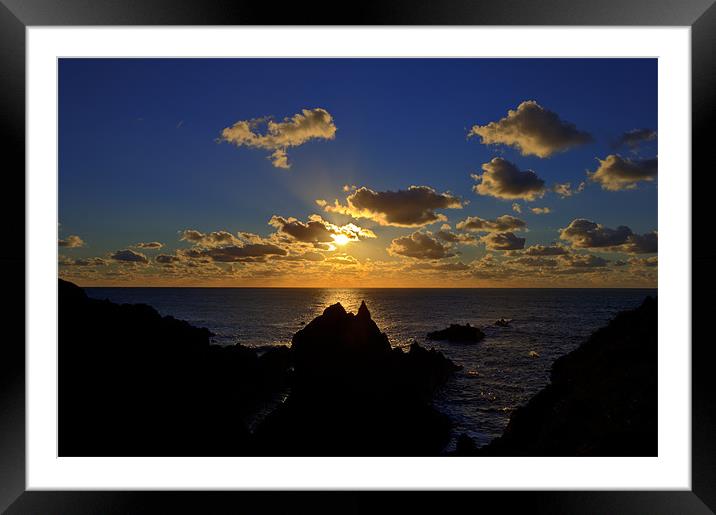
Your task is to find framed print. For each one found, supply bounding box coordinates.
[2,0,714,513]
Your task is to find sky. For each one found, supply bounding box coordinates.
[58,58,657,287]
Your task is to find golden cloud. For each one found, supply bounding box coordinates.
[471,158,546,201]
[219,108,336,169]
[456,214,527,233]
[387,231,456,260]
[469,100,592,157]
[560,219,657,254]
[588,155,657,191]
[268,214,375,245]
[319,185,463,227]
[481,232,526,251]
[58,235,85,248]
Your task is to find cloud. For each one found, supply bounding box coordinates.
[58,235,85,248]
[507,256,559,268]
[512,203,522,213]
[435,226,479,245]
[110,249,149,264]
[218,108,336,169]
[177,227,290,265]
[456,214,526,233]
[530,207,551,215]
[268,214,375,244]
[616,128,657,149]
[481,232,526,251]
[155,254,183,264]
[588,155,657,191]
[469,254,503,273]
[468,100,592,157]
[559,219,632,248]
[471,158,546,201]
[190,243,288,263]
[553,181,585,198]
[387,231,456,259]
[275,251,327,262]
[59,256,107,267]
[320,185,464,227]
[628,256,658,267]
[325,255,359,265]
[134,241,164,249]
[269,149,289,169]
[407,261,471,272]
[522,244,569,256]
[560,219,657,254]
[621,231,658,254]
[558,253,609,268]
[180,229,240,247]
[177,218,371,266]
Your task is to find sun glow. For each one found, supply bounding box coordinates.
[332,234,351,246]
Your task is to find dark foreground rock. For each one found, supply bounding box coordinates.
[253,301,460,455]
[427,323,485,343]
[59,279,290,456]
[60,282,459,456]
[462,296,657,456]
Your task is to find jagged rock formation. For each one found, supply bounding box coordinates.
[427,323,485,343]
[465,296,658,456]
[253,301,460,455]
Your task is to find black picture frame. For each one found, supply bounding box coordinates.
[1,1,712,513]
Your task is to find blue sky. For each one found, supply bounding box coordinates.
[58,58,657,287]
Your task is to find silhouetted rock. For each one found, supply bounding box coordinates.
[402,342,462,397]
[59,279,290,456]
[463,296,657,456]
[291,301,391,381]
[455,433,478,454]
[254,301,460,455]
[60,282,459,456]
[427,323,485,343]
[494,318,512,327]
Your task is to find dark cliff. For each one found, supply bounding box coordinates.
[253,300,460,455]
[59,281,458,456]
[471,296,658,456]
[59,279,290,456]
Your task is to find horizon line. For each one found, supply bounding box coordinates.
[76,285,658,290]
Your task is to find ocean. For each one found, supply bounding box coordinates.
[85,287,656,447]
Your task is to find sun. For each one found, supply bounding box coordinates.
[332,234,351,246]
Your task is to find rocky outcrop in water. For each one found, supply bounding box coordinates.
[427,323,485,343]
[59,281,459,456]
[459,296,658,456]
[253,300,460,455]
